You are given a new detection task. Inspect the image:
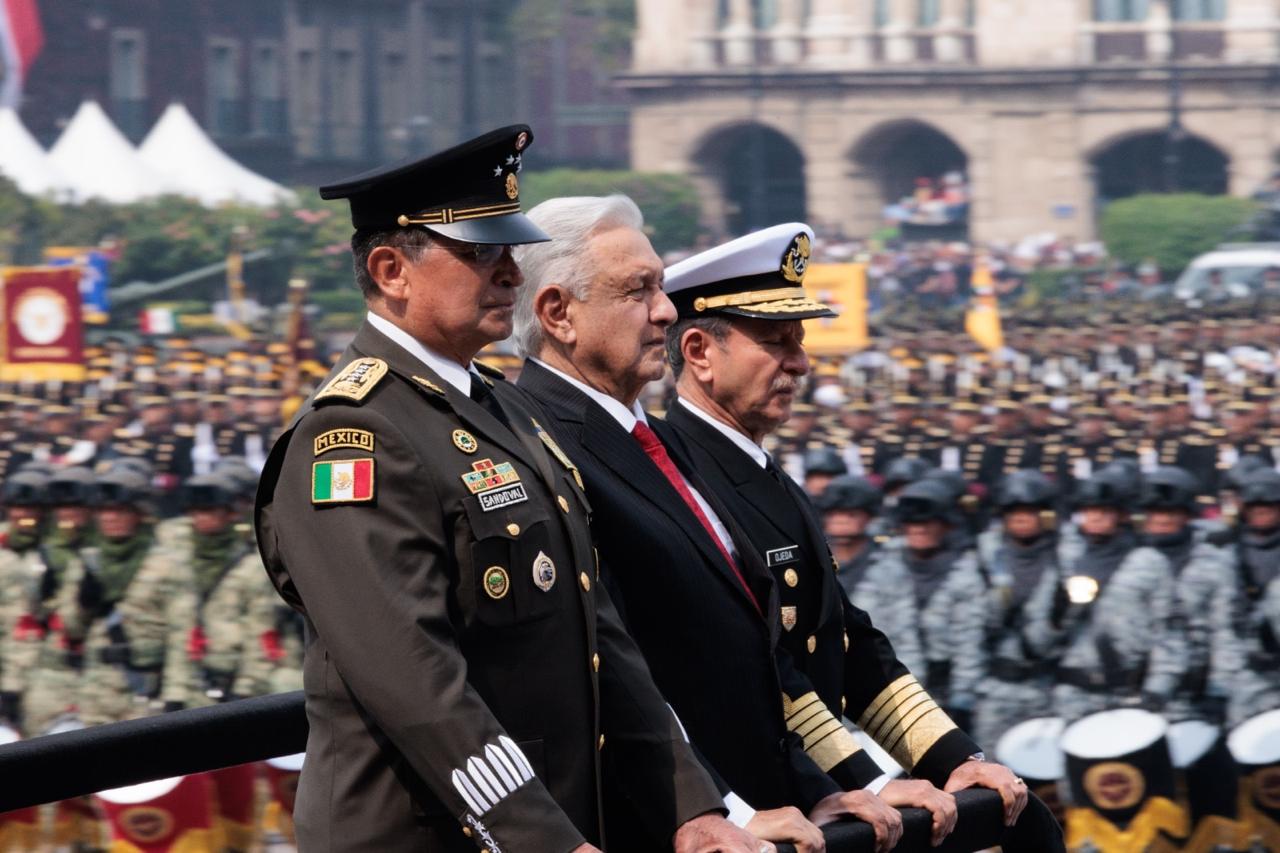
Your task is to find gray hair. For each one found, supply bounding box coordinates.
[665,316,731,379]
[351,227,433,299]
[512,195,645,358]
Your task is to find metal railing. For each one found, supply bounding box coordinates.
[0,692,1049,852]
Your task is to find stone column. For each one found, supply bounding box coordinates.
[772,0,806,65]
[933,0,968,62]
[723,0,756,66]
[1145,0,1173,62]
[883,0,916,64]
[806,0,871,67]
[687,1,723,69]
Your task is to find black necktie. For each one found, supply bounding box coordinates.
[469,373,509,428]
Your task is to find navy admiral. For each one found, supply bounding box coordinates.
[254,129,748,853]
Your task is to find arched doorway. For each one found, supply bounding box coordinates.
[851,120,970,239]
[693,122,806,236]
[1091,131,1229,202]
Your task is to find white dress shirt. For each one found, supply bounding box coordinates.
[366,311,474,395]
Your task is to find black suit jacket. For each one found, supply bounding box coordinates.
[664,400,981,787]
[518,360,849,831]
[254,322,722,852]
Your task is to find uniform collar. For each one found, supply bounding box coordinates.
[365,311,474,396]
[677,396,768,469]
[530,358,647,431]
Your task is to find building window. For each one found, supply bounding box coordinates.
[918,0,940,27]
[874,0,890,27]
[753,0,778,29]
[109,28,146,140]
[1094,0,1150,21]
[251,40,285,137]
[208,39,242,136]
[1172,0,1225,20]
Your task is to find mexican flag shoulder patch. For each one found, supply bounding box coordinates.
[312,458,375,504]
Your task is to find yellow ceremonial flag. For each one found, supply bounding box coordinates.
[802,263,869,354]
[965,259,1003,352]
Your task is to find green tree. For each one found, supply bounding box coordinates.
[521,168,700,253]
[1099,193,1257,277]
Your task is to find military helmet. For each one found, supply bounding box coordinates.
[803,446,847,477]
[881,456,931,492]
[213,456,258,500]
[1224,455,1269,492]
[816,475,882,515]
[93,464,153,507]
[1240,467,1280,506]
[1138,466,1201,512]
[895,478,957,524]
[182,472,240,510]
[1075,471,1130,510]
[995,469,1057,511]
[2,468,51,507]
[48,466,96,506]
[1091,459,1143,506]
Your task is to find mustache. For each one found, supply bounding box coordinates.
[771,377,799,395]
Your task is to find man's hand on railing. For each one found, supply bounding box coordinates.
[673,811,765,853]
[877,779,957,846]
[746,806,825,853]
[808,790,902,853]
[944,759,1028,827]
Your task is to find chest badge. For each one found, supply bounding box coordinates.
[781,606,798,632]
[461,458,529,511]
[484,566,510,600]
[532,551,556,592]
[452,429,478,454]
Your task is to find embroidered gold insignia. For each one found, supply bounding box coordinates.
[532,551,556,592]
[314,428,374,456]
[505,173,519,200]
[452,429,479,454]
[411,375,446,395]
[315,358,388,403]
[780,233,811,284]
[484,566,510,600]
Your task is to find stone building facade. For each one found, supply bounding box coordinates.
[625,0,1280,241]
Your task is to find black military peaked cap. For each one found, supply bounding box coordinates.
[319,124,550,245]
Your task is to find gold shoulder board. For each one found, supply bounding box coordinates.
[473,360,506,381]
[315,358,389,405]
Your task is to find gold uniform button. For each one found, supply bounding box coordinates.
[462,826,473,837]
[506,523,520,536]
[579,572,591,592]
[843,632,850,652]
[592,653,600,672]
[784,568,799,588]
[598,733,606,750]
[806,635,817,654]
[558,495,570,513]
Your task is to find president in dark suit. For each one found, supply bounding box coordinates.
[657,223,1063,852]
[513,195,914,853]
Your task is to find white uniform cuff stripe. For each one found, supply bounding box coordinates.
[452,769,487,815]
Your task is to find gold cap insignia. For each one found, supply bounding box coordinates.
[452,429,479,454]
[780,233,811,284]
[532,551,556,592]
[505,173,519,200]
[484,566,510,600]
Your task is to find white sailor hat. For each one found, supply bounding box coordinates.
[663,223,837,321]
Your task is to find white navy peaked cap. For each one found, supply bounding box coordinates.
[663,222,836,321]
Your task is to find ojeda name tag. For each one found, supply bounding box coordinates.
[766,546,799,566]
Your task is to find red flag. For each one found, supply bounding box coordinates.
[0,0,43,108]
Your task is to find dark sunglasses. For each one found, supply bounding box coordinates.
[435,240,512,266]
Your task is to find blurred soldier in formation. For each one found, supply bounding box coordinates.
[973,470,1063,752]
[27,462,196,731]
[818,476,924,675]
[1134,466,1237,723]
[878,478,986,732]
[1221,466,1280,726]
[0,466,52,729]
[1038,469,1179,722]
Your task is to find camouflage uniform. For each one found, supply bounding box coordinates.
[973,526,1062,752]
[1037,531,1178,722]
[842,538,925,675]
[0,468,52,730]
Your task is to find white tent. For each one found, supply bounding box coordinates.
[47,100,171,204]
[0,107,67,197]
[139,103,295,207]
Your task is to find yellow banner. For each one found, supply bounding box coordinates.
[802,263,868,354]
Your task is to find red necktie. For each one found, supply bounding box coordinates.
[631,421,762,615]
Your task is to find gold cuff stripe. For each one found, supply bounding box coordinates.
[695,286,807,312]
[794,709,839,741]
[397,202,522,227]
[783,692,823,722]
[806,724,864,773]
[858,674,956,770]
